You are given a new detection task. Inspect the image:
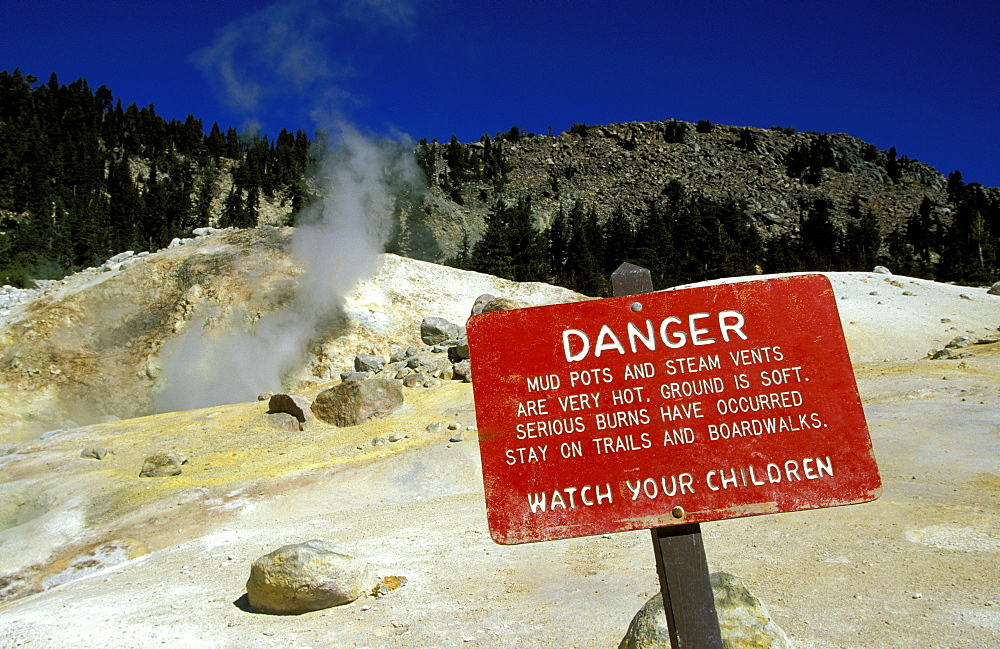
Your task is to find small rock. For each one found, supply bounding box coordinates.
[402,372,426,388]
[447,422,461,430]
[267,412,302,432]
[80,446,110,460]
[471,294,497,316]
[453,360,472,382]
[873,266,891,274]
[139,451,186,478]
[340,371,371,383]
[420,317,461,345]
[425,422,444,434]
[946,336,973,349]
[372,436,387,446]
[267,394,313,429]
[989,281,1000,296]
[449,338,471,362]
[960,294,973,301]
[354,353,386,373]
[246,540,373,614]
[388,433,406,442]
[449,432,464,443]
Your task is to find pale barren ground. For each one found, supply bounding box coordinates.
[0,265,998,649]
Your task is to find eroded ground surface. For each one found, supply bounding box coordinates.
[0,269,998,648]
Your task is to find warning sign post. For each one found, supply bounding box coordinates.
[468,267,882,648]
[468,272,880,544]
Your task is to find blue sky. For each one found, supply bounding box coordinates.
[4,0,998,185]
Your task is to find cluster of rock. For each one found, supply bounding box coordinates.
[120,293,508,478]
[259,293,520,430]
[99,250,149,273]
[928,334,1000,360]
[0,284,39,316]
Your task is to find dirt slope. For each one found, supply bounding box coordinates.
[0,227,583,441]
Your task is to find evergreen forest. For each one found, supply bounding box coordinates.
[0,70,311,286]
[2,70,998,294]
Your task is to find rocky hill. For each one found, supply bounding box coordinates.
[411,120,994,261]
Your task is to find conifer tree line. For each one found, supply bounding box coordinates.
[0,70,311,286]
[452,180,998,296]
[431,134,999,295]
[2,70,997,292]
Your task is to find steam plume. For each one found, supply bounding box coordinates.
[155,125,423,412]
[156,0,422,412]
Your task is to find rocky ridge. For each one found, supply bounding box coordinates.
[415,121,997,260]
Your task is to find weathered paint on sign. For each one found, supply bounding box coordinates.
[467,274,881,544]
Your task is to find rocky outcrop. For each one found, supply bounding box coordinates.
[416,121,972,261]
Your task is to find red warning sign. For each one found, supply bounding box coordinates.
[467,274,881,544]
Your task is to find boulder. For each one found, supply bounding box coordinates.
[480,297,524,313]
[311,379,404,427]
[453,360,472,382]
[138,451,186,478]
[267,393,313,429]
[420,317,461,345]
[246,540,372,614]
[402,372,427,388]
[989,281,1000,296]
[619,572,793,649]
[873,265,892,275]
[448,338,471,362]
[267,412,302,432]
[471,294,497,315]
[354,353,386,373]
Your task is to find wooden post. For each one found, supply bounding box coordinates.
[611,262,724,649]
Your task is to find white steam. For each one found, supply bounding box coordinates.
[155,125,423,412]
[159,0,423,412]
